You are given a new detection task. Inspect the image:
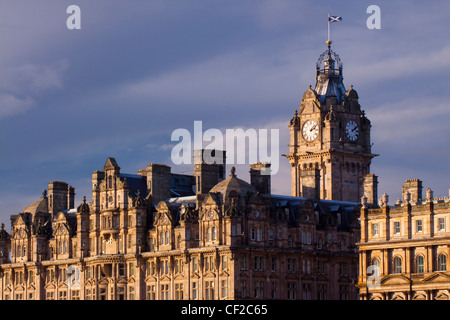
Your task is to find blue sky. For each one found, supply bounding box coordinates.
[1,1,450,226]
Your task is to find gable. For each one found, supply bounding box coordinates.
[380,275,411,285]
[422,272,450,283]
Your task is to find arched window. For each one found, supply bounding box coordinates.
[438,254,447,271]
[22,245,26,257]
[165,231,169,245]
[393,257,402,274]
[416,255,424,273]
[160,232,164,245]
[372,257,380,269]
[17,245,21,257]
[177,235,182,248]
[212,227,217,241]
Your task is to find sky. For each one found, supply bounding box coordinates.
[1,0,450,227]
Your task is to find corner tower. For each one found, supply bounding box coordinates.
[285,41,376,202]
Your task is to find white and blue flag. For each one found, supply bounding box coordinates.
[328,15,342,23]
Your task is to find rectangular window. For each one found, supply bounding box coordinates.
[129,286,135,300]
[241,256,247,270]
[271,257,276,272]
[192,257,198,273]
[339,285,349,300]
[416,220,423,232]
[439,218,445,231]
[192,282,198,300]
[394,221,401,234]
[161,284,169,300]
[287,282,297,300]
[29,271,34,284]
[221,255,227,270]
[175,283,183,300]
[146,285,156,300]
[302,284,311,300]
[254,281,264,299]
[271,282,276,299]
[205,281,214,300]
[318,284,327,300]
[268,229,274,241]
[287,258,297,272]
[129,263,134,277]
[372,223,379,236]
[257,228,263,241]
[254,256,264,271]
[118,264,125,277]
[205,256,214,272]
[241,280,247,299]
[221,280,228,298]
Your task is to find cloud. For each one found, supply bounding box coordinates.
[0,60,68,94]
[118,47,301,108]
[0,94,35,118]
[347,45,450,86]
[0,60,68,120]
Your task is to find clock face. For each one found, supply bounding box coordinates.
[302,120,319,142]
[345,120,359,141]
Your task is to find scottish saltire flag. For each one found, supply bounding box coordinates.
[328,15,342,23]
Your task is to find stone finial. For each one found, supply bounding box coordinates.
[382,193,389,206]
[426,187,433,202]
[402,191,411,206]
[395,198,402,206]
[361,195,368,208]
[379,193,389,207]
[230,166,236,177]
[42,189,47,198]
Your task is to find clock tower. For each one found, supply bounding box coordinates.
[285,41,376,203]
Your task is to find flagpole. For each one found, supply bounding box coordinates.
[327,14,330,42]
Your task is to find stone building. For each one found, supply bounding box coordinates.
[357,179,450,300]
[0,156,360,300]
[284,41,376,203]
[0,41,364,300]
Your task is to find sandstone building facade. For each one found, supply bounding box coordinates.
[0,41,366,300]
[284,41,376,203]
[0,157,360,300]
[357,180,450,300]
